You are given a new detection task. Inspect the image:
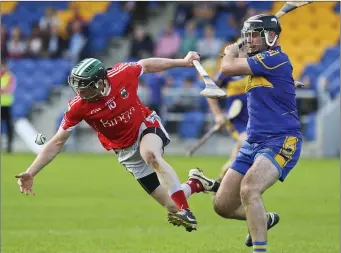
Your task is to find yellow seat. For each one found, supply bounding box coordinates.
[56,10,74,38]
[271,2,340,77]
[70,1,110,20]
[1,1,17,14]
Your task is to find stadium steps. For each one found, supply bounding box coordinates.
[30,87,75,141]
[101,2,175,65]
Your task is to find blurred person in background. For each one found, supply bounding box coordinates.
[39,7,60,35]
[178,22,198,57]
[129,25,154,59]
[218,2,256,30]
[192,3,216,28]
[154,24,180,58]
[67,5,89,38]
[168,77,201,113]
[65,21,86,63]
[26,24,44,58]
[1,24,8,58]
[7,26,27,59]
[173,3,194,29]
[197,25,223,60]
[42,24,66,58]
[1,58,16,153]
[123,1,148,26]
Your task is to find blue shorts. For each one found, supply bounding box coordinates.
[231,135,302,182]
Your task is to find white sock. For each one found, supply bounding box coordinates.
[181,183,192,199]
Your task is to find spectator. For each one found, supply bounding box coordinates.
[124,2,148,25]
[173,3,194,28]
[1,58,16,153]
[7,26,27,59]
[219,2,256,29]
[1,24,8,58]
[129,25,154,59]
[65,21,86,63]
[43,24,66,58]
[67,5,89,38]
[154,24,180,58]
[178,22,198,57]
[169,77,201,112]
[192,3,217,28]
[26,24,44,58]
[39,7,60,35]
[196,25,223,60]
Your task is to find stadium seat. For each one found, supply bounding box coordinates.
[320,46,340,66]
[0,1,17,14]
[179,111,205,139]
[273,2,340,78]
[335,2,340,13]
[304,113,316,141]
[247,1,273,11]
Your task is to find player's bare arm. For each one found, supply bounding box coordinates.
[137,51,200,73]
[15,127,72,195]
[207,98,226,126]
[220,44,253,76]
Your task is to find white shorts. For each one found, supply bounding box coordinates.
[114,112,170,179]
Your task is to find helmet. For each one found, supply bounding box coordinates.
[241,14,282,55]
[68,58,107,101]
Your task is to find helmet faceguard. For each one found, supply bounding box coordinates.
[241,14,282,56]
[68,58,107,101]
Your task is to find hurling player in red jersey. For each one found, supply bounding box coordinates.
[15,52,220,232]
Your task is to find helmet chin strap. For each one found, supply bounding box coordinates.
[264,31,278,47]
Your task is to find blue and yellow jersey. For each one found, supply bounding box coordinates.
[216,73,248,136]
[246,46,302,142]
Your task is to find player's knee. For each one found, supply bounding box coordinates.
[240,183,261,204]
[141,150,161,169]
[213,198,229,218]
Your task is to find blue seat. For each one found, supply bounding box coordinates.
[89,36,107,53]
[126,57,140,63]
[166,67,185,78]
[32,88,50,102]
[108,2,120,11]
[181,68,198,79]
[12,102,30,119]
[179,111,205,139]
[304,113,316,141]
[320,47,340,66]
[144,74,164,106]
[248,1,273,11]
[300,64,324,90]
[334,2,340,13]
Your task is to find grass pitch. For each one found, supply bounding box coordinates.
[2,154,339,253]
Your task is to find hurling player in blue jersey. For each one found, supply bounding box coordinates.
[196,14,302,252]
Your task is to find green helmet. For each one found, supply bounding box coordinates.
[68,58,107,101]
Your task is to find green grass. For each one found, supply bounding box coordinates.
[2,154,340,253]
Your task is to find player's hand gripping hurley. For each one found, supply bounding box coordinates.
[186,99,242,156]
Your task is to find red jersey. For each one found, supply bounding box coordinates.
[61,62,153,150]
